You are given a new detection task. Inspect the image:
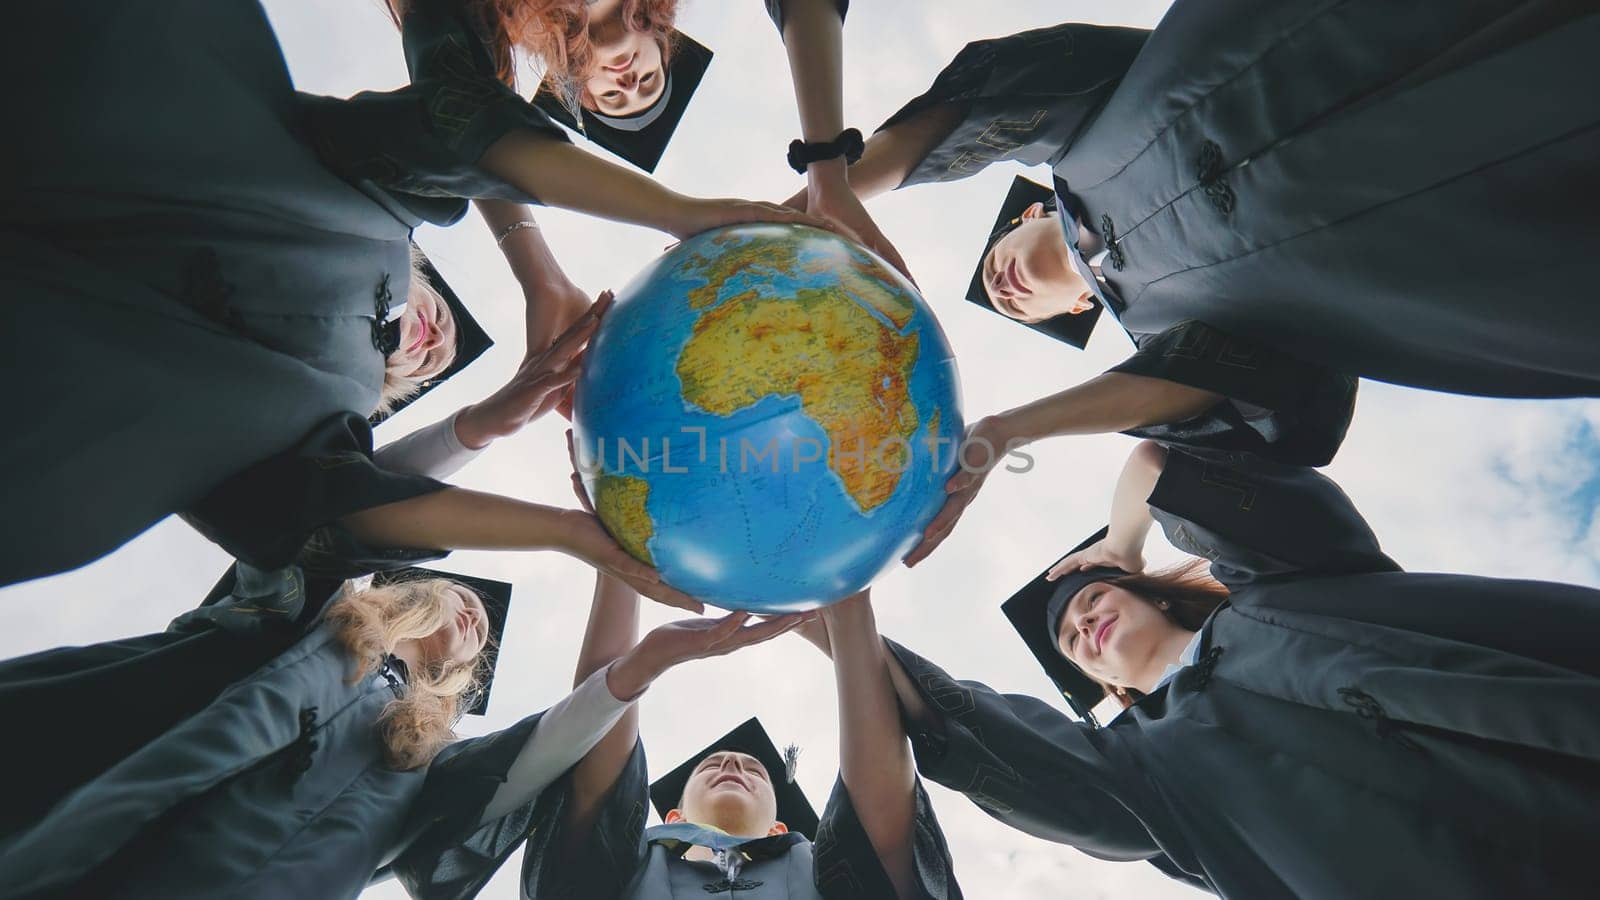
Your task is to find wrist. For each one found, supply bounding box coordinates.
[605,654,655,702]
[986,411,1029,449]
[806,158,850,193]
[453,405,496,451]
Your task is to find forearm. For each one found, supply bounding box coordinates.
[338,486,568,552]
[479,130,683,231]
[1106,442,1167,554]
[575,574,641,687]
[479,666,634,824]
[849,104,964,200]
[373,410,485,475]
[824,600,918,898]
[475,199,577,291]
[1003,373,1221,444]
[561,575,645,846]
[780,0,846,143]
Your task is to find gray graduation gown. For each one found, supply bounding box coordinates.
[886,1,1600,405]
[886,451,1600,898]
[519,741,961,899]
[0,0,565,586]
[0,620,543,900]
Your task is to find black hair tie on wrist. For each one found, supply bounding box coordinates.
[787,128,865,175]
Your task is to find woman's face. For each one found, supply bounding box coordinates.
[583,30,666,117]
[391,285,457,380]
[418,586,490,668]
[1056,582,1191,690]
[673,750,783,838]
[982,203,1095,323]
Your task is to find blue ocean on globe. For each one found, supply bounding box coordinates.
[571,223,964,612]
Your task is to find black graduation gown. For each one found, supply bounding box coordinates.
[884,451,1600,898]
[0,0,564,586]
[886,4,1600,412]
[519,740,961,899]
[0,526,443,849]
[0,599,537,900]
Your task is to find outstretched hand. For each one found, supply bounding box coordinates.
[1046,537,1145,581]
[455,292,611,449]
[903,416,1015,568]
[808,178,915,284]
[609,610,813,699]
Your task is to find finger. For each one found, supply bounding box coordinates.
[720,613,808,649]
[945,468,979,495]
[905,497,970,567]
[569,472,597,512]
[871,238,918,288]
[638,579,705,614]
[1046,558,1076,581]
[600,543,660,584]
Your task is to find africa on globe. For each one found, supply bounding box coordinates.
[571,223,964,612]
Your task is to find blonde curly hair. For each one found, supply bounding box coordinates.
[324,576,489,769]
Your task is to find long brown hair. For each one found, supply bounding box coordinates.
[323,577,486,770]
[1101,559,1229,709]
[388,1,678,94]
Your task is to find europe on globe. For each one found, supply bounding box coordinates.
[571,223,964,612]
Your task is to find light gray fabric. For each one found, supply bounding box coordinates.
[376,410,486,481]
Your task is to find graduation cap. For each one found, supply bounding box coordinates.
[648,717,819,840]
[373,566,514,717]
[1000,526,1131,727]
[530,31,712,173]
[967,175,1103,349]
[370,248,495,426]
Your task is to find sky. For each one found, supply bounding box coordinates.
[4,2,1598,898]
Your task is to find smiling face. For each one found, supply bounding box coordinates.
[669,751,786,839]
[390,278,458,381]
[582,29,666,117]
[415,586,490,668]
[1055,581,1194,693]
[982,203,1095,323]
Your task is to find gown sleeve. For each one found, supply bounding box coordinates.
[880,640,1163,861]
[519,740,653,899]
[1111,320,1359,467]
[1145,448,1400,590]
[298,0,572,226]
[373,410,484,481]
[764,0,848,31]
[812,775,961,900]
[181,412,449,572]
[386,713,546,900]
[878,24,1149,189]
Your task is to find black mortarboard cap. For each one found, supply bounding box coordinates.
[1000,526,1128,727]
[530,30,712,173]
[967,175,1102,349]
[648,717,819,840]
[370,248,496,425]
[374,566,514,716]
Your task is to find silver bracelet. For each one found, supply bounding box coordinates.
[495,219,541,246]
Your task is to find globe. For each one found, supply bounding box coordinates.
[571,223,964,612]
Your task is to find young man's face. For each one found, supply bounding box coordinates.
[982,203,1096,323]
[670,751,785,838]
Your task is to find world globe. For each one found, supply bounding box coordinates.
[571,223,964,612]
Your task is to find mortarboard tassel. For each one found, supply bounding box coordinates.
[782,743,801,784]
